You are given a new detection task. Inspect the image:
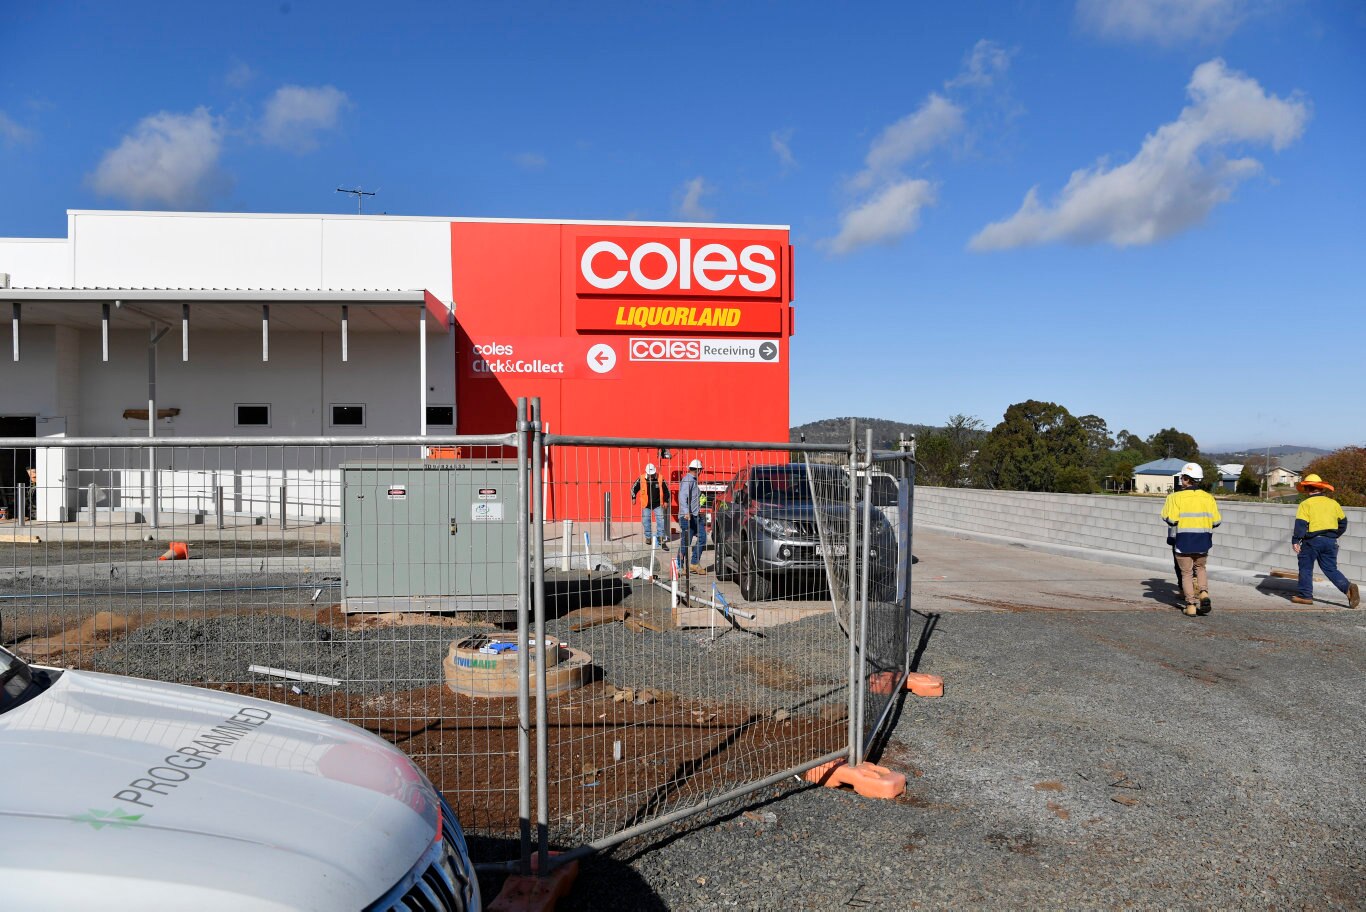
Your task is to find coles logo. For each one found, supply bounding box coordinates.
[577,237,783,299]
[630,339,701,361]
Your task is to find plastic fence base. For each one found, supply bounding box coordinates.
[802,759,906,799]
[489,858,579,912]
[868,671,944,698]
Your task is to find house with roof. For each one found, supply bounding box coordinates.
[1132,457,1192,494]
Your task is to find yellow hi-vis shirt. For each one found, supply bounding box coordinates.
[1161,488,1222,554]
[1294,494,1346,541]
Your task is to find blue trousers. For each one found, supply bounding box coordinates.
[1298,536,1350,598]
[640,506,664,544]
[680,514,706,565]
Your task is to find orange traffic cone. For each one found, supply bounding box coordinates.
[158,541,189,561]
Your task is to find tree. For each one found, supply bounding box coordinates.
[1111,461,1135,493]
[1147,428,1200,462]
[971,400,1089,492]
[1303,446,1366,507]
[1055,467,1098,494]
[1078,414,1114,475]
[916,414,984,487]
[1236,465,1260,496]
[1115,430,1152,461]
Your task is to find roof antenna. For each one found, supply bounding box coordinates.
[336,186,377,214]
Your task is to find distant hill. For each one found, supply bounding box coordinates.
[1207,446,1332,473]
[1207,445,1332,460]
[791,417,940,449]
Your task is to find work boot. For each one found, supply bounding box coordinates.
[658,540,669,551]
[1184,603,1198,616]
[690,563,704,574]
[1290,596,1314,605]
[1197,591,1212,616]
[1348,583,1360,609]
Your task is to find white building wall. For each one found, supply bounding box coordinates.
[68,212,455,307]
[0,238,72,286]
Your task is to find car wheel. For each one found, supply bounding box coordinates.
[715,536,736,582]
[739,536,770,602]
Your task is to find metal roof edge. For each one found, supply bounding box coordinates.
[63,209,790,231]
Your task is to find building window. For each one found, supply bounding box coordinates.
[426,405,454,426]
[331,404,366,427]
[236,404,271,427]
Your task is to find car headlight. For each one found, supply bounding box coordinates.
[756,516,795,537]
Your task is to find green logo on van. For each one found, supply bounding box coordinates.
[73,808,145,830]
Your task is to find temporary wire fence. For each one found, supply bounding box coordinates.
[0,405,918,883]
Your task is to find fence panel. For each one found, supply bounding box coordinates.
[0,434,527,842]
[530,433,858,863]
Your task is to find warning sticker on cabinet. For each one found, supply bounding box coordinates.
[387,485,407,500]
[471,502,504,521]
[478,488,498,500]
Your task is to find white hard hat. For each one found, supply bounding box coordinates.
[689,458,703,469]
[1181,462,1203,480]
[645,463,657,475]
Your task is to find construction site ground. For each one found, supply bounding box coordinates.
[490,531,1365,910]
[2,520,1362,908]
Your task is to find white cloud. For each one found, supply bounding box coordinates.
[830,179,936,255]
[226,60,256,88]
[259,84,348,153]
[946,39,1012,89]
[89,107,225,207]
[1077,0,1253,44]
[676,177,715,220]
[0,111,35,146]
[771,129,796,171]
[970,59,1308,251]
[515,152,547,171]
[851,94,964,191]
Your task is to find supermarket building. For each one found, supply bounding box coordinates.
[0,210,795,521]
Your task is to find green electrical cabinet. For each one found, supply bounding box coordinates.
[341,459,519,614]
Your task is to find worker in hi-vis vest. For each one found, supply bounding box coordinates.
[1161,463,1222,617]
[631,463,671,550]
[1290,473,1359,608]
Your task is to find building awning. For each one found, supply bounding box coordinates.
[3,287,451,333]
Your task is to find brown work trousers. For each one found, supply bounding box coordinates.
[1175,553,1208,604]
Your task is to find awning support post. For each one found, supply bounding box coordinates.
[419,304,428,436]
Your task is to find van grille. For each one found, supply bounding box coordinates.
[367,806,477,912]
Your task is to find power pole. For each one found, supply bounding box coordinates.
[336,187,377,214]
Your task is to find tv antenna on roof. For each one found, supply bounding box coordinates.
[336,186,377,214]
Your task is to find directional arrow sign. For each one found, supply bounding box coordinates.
[758,341,778,361]
[586,343,617,373]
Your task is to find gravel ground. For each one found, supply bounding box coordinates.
[85,608,848,710]
[533,607,1365,910]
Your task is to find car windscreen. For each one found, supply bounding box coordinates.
[0,644,36,713]
[749,466,849,503]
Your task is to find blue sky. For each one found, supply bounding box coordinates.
[2,0,1363,451]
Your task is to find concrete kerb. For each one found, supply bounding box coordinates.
[916,523,1303,593]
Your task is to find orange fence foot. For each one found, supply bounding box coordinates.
[802,759,905,799]
[904,672,944,698]
[868,671,944,698]
[489,859,579,912]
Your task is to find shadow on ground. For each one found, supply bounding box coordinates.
[471,835,667,912]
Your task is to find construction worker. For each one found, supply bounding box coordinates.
[1161,463,1221,617]
[678,457,706,573]
[1290,474,1359,608]
[631,462,670,550]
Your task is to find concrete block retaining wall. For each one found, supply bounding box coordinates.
[913,487,1366,584]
